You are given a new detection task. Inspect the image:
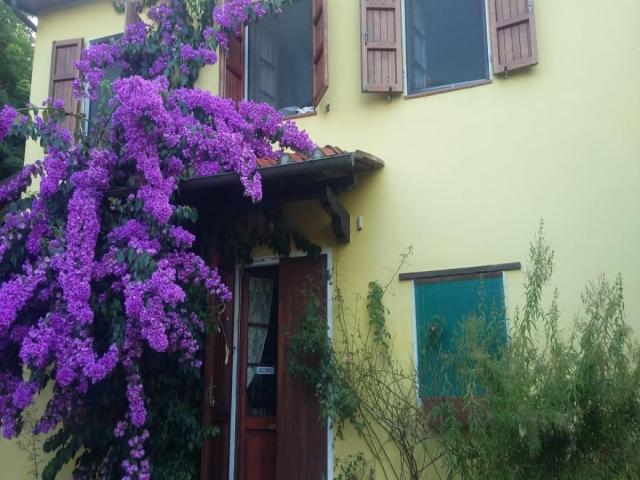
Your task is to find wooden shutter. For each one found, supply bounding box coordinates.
[312,0,328,106]
[276,255,328,480]
[201,253,235,480]
[219,33,245,102]
[124,0,141,27]
[49,38,83,134]
[361,0,403,93]
[488,0,538,74]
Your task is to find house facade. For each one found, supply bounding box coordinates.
[1,0,640,478]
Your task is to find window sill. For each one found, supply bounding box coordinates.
[404,78,492,100]
[282,111,318,121]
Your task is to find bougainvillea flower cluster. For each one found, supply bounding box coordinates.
[0,0,313,478]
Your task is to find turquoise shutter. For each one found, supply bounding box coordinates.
[415,274,506,398]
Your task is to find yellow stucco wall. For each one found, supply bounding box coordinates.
[6,0,640,477]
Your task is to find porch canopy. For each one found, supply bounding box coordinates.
[180,146,384,244]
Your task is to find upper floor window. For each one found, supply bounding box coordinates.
[247,0,313,115]
[404,0,490,95]
[220,0,328,116]
[360,0,538,96]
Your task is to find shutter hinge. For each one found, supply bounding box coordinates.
[363,28,368,46]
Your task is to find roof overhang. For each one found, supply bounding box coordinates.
[180,149,384,244]
[13,0,73,15]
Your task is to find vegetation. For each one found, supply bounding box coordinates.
[289,248,445,480]
[0,3,33,179]
[439,224,640,479]
[0,0,311,478]
[291,225,640,480]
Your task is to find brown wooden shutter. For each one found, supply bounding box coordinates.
[488,0,538,74]
[361,0,403,93]
[201,252,235,480]
[49,38,83,134]
[312,0,328,106]
[219,33,245,102]
[124,0,141,27]
[276,255,328,480]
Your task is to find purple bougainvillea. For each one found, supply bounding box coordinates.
[0,0,313,478]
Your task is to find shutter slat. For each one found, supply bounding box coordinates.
[49,38,83,135]
[276,255,327,480]
[361,0,403,93]
[489,0,538,74]
[312,0,328,106]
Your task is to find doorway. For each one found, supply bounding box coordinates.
[200,255,329,480]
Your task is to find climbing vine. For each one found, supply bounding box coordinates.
[289,247,445,480]
[0,0,313,478]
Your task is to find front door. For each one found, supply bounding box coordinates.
[201,255,328,480]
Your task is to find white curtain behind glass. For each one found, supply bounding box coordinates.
[246,277,273,387]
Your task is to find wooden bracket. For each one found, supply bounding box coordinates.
[318,185,350,244]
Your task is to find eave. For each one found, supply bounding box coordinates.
[13,0,70,15]
[180,148,385,244]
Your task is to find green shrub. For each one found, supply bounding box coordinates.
[439,223,640,479]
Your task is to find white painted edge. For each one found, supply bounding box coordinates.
[401,0,409,95]
[483,0,494,80]
[227,248,334,480]
[227,263,242,480]
[324,248,334,480]
[243,25,249,100]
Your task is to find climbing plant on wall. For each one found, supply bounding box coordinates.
[0,0,313,478]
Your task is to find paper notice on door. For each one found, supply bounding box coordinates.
[255,366,275,375]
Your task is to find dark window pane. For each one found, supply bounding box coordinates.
[406,0,489,94]
[246,365,277,416]
[248,0,313,114]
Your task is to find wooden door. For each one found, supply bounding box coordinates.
[237,266,279,480]
[276,256,328,480]
[201,255,235,480]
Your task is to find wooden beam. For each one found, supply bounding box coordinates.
[318,185,350,244]
[399,262,521,282]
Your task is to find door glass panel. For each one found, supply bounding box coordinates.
[246,277,277,416]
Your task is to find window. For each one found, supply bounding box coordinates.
[361,0,538,95]
[414,273,507,398]
[220,0,328,114]
[405,0,490,95]
[247,0,313,115]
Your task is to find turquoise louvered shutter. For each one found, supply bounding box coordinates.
[415,274,506,398]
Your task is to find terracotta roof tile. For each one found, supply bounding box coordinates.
[256,145,345,169]
[256,157,278,167]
